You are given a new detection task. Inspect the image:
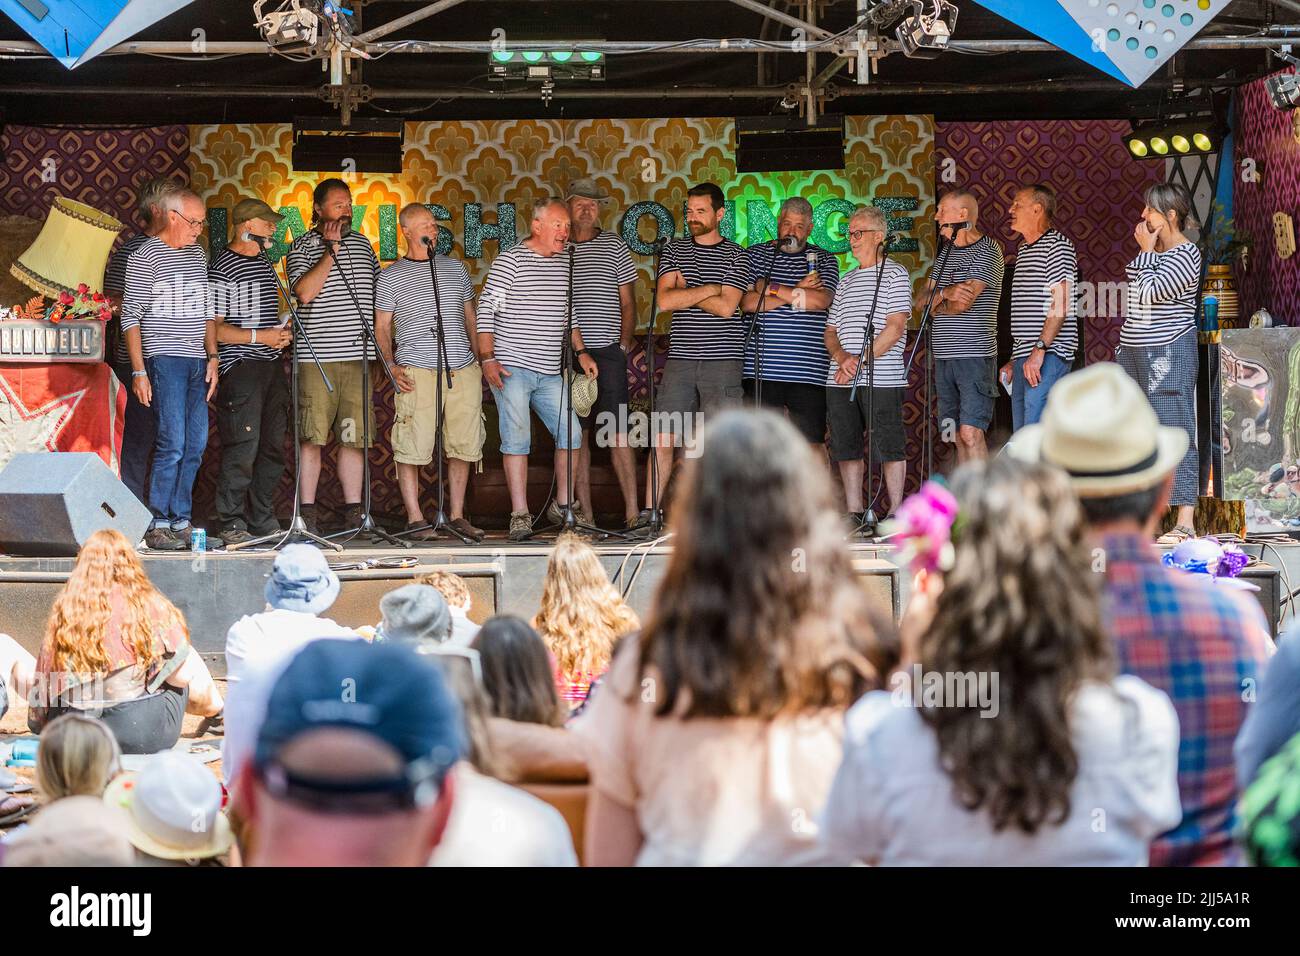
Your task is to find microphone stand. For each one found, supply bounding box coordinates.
[631,238,670,539]
[321,234,409,548]
[848,239,890,540]
[740,241,782,407]
[525,243,611,540]
[906,223,960,478]
[396,241,475,544]
[229,238,342,552]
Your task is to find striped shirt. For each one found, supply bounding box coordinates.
[477,243,572,375]
[826,260,912,389]
[375,256,475,371]
[210,248,283,376]
[657,236,753,362]
[1010,229,1078,362]
[119,237,211,360]
[1122,242,1202,348]
[931,234,1004,360]
[103,232,151,366]
[742,242,840,386]
[286,229,379,362]
[571,230,637,349]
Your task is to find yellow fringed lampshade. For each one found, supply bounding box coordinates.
[10,197,123,298]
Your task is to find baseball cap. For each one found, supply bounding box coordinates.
[232,197,285,227]
[253,640,464,812]
[566,177,612,203]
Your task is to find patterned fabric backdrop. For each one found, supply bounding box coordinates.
[1234,69,1300,327]
[0,124,190,227]
[935,120,1166,364]
[187,118,936,521]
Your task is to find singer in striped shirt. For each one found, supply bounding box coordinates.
[1000,183,1078,432]
[210,199,293,547]
[1118,182,1204,542]
[375,203,485,543]
[478,199,599,540]
[920,190,1004,463]
[102,176,184,506]
[287,178,381,535]
[566,179,642,530]
[740,197,840,451]
[120,187,217,551]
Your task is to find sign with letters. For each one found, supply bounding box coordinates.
[0,320,104,363]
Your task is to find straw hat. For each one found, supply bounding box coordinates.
[1008,362,1189,497]
[571,372,599,418]
[102,752,233,861]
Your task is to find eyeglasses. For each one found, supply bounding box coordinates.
[171,209,205,230]
[847,229,882,240]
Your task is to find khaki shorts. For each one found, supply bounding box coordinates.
[298,359,376,449]
[392,363,486,468]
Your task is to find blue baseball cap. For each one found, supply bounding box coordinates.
[253,640,464,812]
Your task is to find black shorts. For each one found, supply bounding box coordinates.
[826,386,906,463]
[579,341,631,432]
[743,379,827,444]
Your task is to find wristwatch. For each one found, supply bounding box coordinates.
[1034,338,1048,352]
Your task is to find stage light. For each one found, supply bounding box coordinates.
[580,51,603,63]
[1128,138,1148,157]
[551,51,573,62]
[522,51,545,63]
[1150,137,1169,155]
[895,0,959,59]
[1170,135,1189,153]
[1126,117,1225,161]
[1193,132,1213,151]
[488,40,606,82]
[1266,73,1300,111]
[491,50,514,62]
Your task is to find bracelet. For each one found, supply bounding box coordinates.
[482,356,499,365]
[251,328,258,345]
[131,370,147,379]
[207,354,219,361]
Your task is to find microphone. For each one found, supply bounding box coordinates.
[421,235,434,248]
[941,221,969,233]
[241,232,272,250]
[881,232,902,250]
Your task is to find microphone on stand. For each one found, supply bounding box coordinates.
[421,235,435,250]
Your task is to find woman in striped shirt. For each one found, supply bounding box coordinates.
[1119,182,1203,543]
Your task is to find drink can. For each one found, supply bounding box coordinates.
[191,527,207,553]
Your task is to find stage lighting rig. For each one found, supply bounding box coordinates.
[894,0,958,60]
[1266,47,1300,112]
[488,46,606,83]
[255,0,364,59]
[1126,116,1225,161]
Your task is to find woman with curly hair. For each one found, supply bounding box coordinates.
[822,456,1182,865]
[29,529,223,753]
[532,532,640,709]
[574,409,892,866]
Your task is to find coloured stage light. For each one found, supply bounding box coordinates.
[488,42,606,82]
[1171,134,1190,153]
[1128,138,1149,157]
[1149,137,1168,155]
[1126,116,1225,161]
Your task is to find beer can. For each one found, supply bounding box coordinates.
[191,527,207,553]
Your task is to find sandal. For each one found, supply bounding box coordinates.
[0,794,36,826]
[1157,525,1196,546]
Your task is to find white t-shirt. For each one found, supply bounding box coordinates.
[221,608,358,785]
[427,765,578,867]
[447,607,480,648]
[820,674,1182,866]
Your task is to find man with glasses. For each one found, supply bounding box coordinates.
[121,188,218,551]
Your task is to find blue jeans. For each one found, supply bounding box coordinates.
[490,365,581,455]
[113,361,157,505]
[1012,351,1071,432]
[146,356,210,529]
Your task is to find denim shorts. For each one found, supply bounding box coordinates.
[490,364,582,455]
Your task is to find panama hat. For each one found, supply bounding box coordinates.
[1009,362,1189,497]
[103,752,233,861]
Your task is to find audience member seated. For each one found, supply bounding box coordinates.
[37,713,121,801]
[533,532,640,709]
[423,644,578,866]
[1013,362,1272,865]
[573,410,889,866]
[418,570,480,646]
[29,529,223,753]
[1235,620,1300,791]
[821,456,1182,865]
[473,615,588,783]
[1237,727,1300,867]
[0,632,36,722]
[222,544,356,784]
[375,584,452,647]
[2,796,135,867]
[104,751,233,865]
[234,640,461,866]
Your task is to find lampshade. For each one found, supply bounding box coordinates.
[10,197,123,299]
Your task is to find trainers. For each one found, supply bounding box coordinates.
[447,517,485,541]
[508,511,533,541]
[144,527,186,551]
[220,528,255,547]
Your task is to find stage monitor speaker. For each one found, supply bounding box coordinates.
[0,453,150,557]
[736,114,845,173]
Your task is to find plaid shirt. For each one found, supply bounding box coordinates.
[1100,532,1272,866]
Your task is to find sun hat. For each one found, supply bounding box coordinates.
[4,796,135,867]
[231,197,285,227]
[1009,362,1189,497]
[376,584,452,645]
[566,177,612,203]
[103,752,233,861]
[265,544,341,614]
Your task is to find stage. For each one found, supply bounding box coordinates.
[0,534,904,676]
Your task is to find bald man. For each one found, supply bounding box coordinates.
[477,198,599,540]
[918,189,1005,463]
[375,203,485,542]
